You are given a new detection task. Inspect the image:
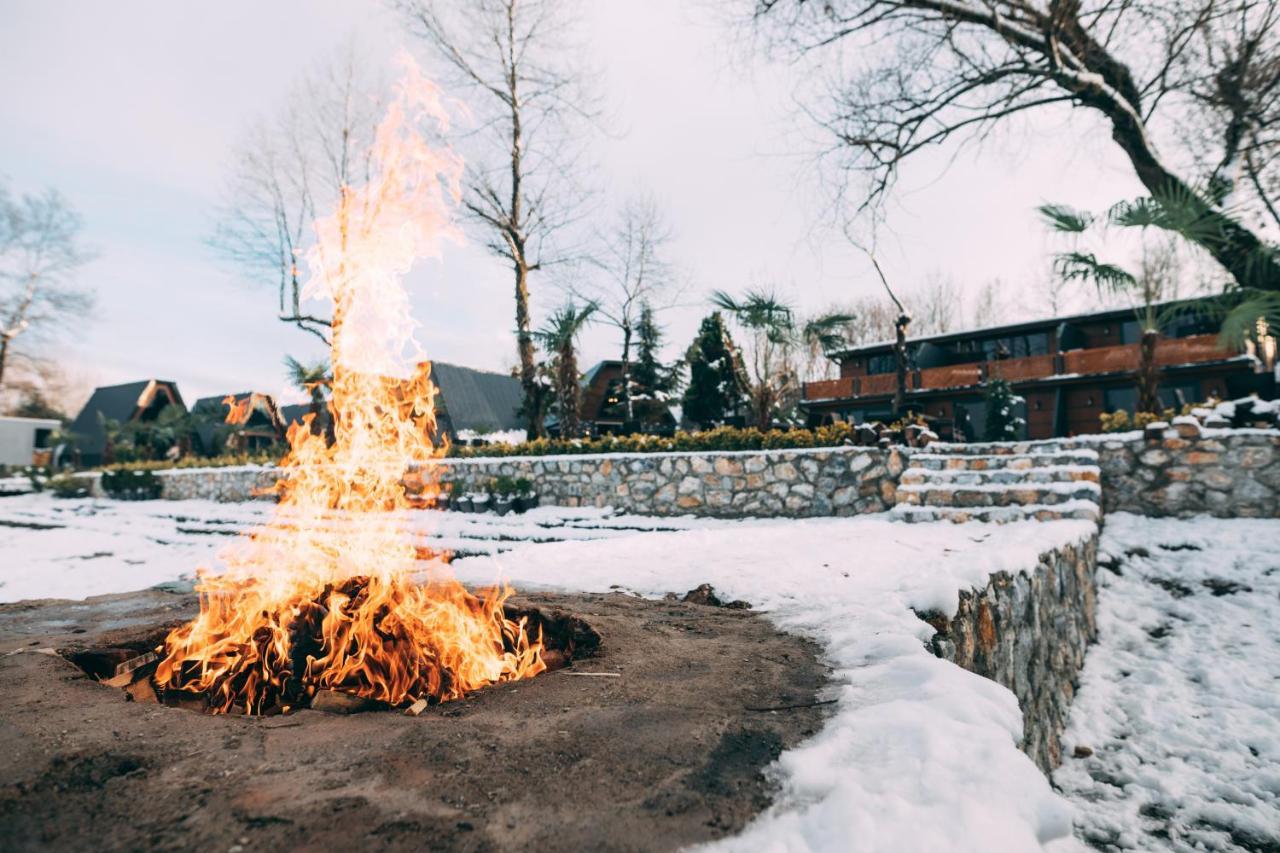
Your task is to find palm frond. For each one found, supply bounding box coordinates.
[1052,251,1136,292]
[1218,291,1280,350]
[1037,203,1094,234]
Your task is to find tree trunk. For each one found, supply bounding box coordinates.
[0,336,9,391]
[1075,86,1280,291]
[1138,329,1161,414]
[513,259,540,437]
[893,314,910,416]
[620,323,633,425]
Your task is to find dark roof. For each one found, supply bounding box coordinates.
[279,401,329,426]
[70,380,185,459]
[831,295,1225,359]
[430,362,524,436]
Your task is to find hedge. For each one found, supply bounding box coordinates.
[449,423,860,458]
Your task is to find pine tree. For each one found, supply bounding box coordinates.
[629,302,679,428]
[681,312,747,429]
[983,379,1026,442]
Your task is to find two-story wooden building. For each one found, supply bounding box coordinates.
[801,300,1276,440]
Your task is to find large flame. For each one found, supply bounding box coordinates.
[155,60,545,715]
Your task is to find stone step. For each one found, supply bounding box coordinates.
[908,450,1099,471]
[895,481,1101,508]
[889,500,1102,525]
[898,465,1099,487]
[918,440,1090,455]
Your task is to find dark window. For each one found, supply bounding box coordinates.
[1159,380,1201,409]
[1103,387,1137,414]
[1119,320,1142,345]
[1162,313,1218,338]
[33,428,53,449]
[867,354,897,375]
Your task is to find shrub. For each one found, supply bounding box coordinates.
[96,450,280,474]
[983,380,1026,442]
[450,422,861,459]
[100,468,163,500]
[48,474,94,499]
[1099,408,1178,433]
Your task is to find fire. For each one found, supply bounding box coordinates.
[155,59,545,715]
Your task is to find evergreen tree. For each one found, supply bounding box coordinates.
[681,312,747,429]
[630,302,679,428]
[983,379,1026,442]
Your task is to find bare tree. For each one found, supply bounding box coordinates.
[569,196,676,423]
[0,184,94,393]
[210,46,383,345]
[394,0,601,436]
[752,0,1280,290]
[908,271,960,335]
[969,280,1007,328]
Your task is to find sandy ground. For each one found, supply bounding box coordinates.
[0,586,829,852]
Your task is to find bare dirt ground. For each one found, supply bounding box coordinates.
[0,586,829,852]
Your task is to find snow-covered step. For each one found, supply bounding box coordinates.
[916,440,1080,456]
[890,500,1102,525]
[896,481,1101,508]
[898,465,1099,487]
[909,450,1099,471]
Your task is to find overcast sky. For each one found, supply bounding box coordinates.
[1,0,1147,407]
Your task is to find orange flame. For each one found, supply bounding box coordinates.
[155,59,544,714]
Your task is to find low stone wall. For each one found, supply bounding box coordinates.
[1091,428,1280,519]
[88,448,905,517]
[918,533,1099,772]
[444,447,904,517]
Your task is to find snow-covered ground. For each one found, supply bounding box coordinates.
[11,494,1276,850]
[1,491,1097,851]
[1054,514,1280,852]
[0,494,742,603]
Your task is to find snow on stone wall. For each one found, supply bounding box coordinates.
[1092,424,1280,518]
[918,534,1099,772]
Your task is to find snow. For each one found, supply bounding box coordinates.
[0,490,1102,851]
[1053,514,1280,852]
[455,428,527,445]
[0,495,740,603]
[449,517,1098,852]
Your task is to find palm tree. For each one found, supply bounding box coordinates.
[711,289,855,427]
[532,302,597,438]
[284,355,331,439]
[1040,202,1192,414]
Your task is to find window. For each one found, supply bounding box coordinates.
[867,354,897,375]
[33,428,53,449]
[1159,380,1201,409]
[1103,387,1137,414]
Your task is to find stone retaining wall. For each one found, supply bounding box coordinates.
[919,533,1099,772]
[443,448,904,517]
[1090,428,1280,518]
[88,425,1279,520]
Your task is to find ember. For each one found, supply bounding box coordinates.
[149,59,546,715]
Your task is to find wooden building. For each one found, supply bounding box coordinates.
[191,392,285,454]
[801,300,1277,440]
[70,379,186,466]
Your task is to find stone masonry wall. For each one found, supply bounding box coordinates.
[1087,427,1280,518]
[919,533,1099,772]
[86,447,905,517]
[89,425,1279,520]
[443,447,905,517]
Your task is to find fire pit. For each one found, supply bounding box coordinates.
[0,586,829,851]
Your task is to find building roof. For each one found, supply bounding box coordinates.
[430,362,524,436]
[831,296,1224,359]
[70,380,185,458]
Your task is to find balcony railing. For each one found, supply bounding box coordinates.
[803,333,1237,402]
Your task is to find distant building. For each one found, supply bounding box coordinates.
[429,362,525,444]
[191,392,284,454]
[0,416,61,467]
[802,299,1276,440]
[70,380,185,466]
[579,360,676,435]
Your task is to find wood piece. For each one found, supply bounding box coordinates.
[405,698,429,717]
[310,689,381,714]
[563,671,620,678]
